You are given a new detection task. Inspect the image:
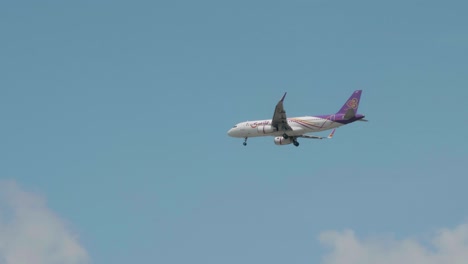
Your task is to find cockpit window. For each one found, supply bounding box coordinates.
[233,125,237,128]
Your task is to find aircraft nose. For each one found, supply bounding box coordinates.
[227,128,234,137]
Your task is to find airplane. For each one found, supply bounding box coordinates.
[227,90,366,147]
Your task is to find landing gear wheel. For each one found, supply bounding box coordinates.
[243,137,248,146]
[293,141,299,147]
[283,133,289,139]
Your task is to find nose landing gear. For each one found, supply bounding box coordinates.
[243,137,248,146]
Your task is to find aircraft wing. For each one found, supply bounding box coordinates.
[271,92,293,132]
[298,134,325,139]
[298,129,336,140]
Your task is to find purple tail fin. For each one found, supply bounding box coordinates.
[337,90,362,116]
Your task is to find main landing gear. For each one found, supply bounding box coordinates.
[284,133,300,147]
[293,140,299,147]
[243,137,248,146]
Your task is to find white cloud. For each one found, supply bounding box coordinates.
[319,223,468,264]
[0,180,89,264]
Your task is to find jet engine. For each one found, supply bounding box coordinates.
[257,125,276,134]
[274,136,293,145]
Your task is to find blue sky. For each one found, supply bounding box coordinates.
[1,1,467,263]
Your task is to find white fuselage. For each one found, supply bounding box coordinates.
[227,116,342,138]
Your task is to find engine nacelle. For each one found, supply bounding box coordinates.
[257,125,276,134]
[274,136,293,145]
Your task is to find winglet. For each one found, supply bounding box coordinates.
[280,92,287,102]
[327,129,336,139]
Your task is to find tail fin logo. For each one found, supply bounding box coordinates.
[337,90,362,115]
[346,98,359,109]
